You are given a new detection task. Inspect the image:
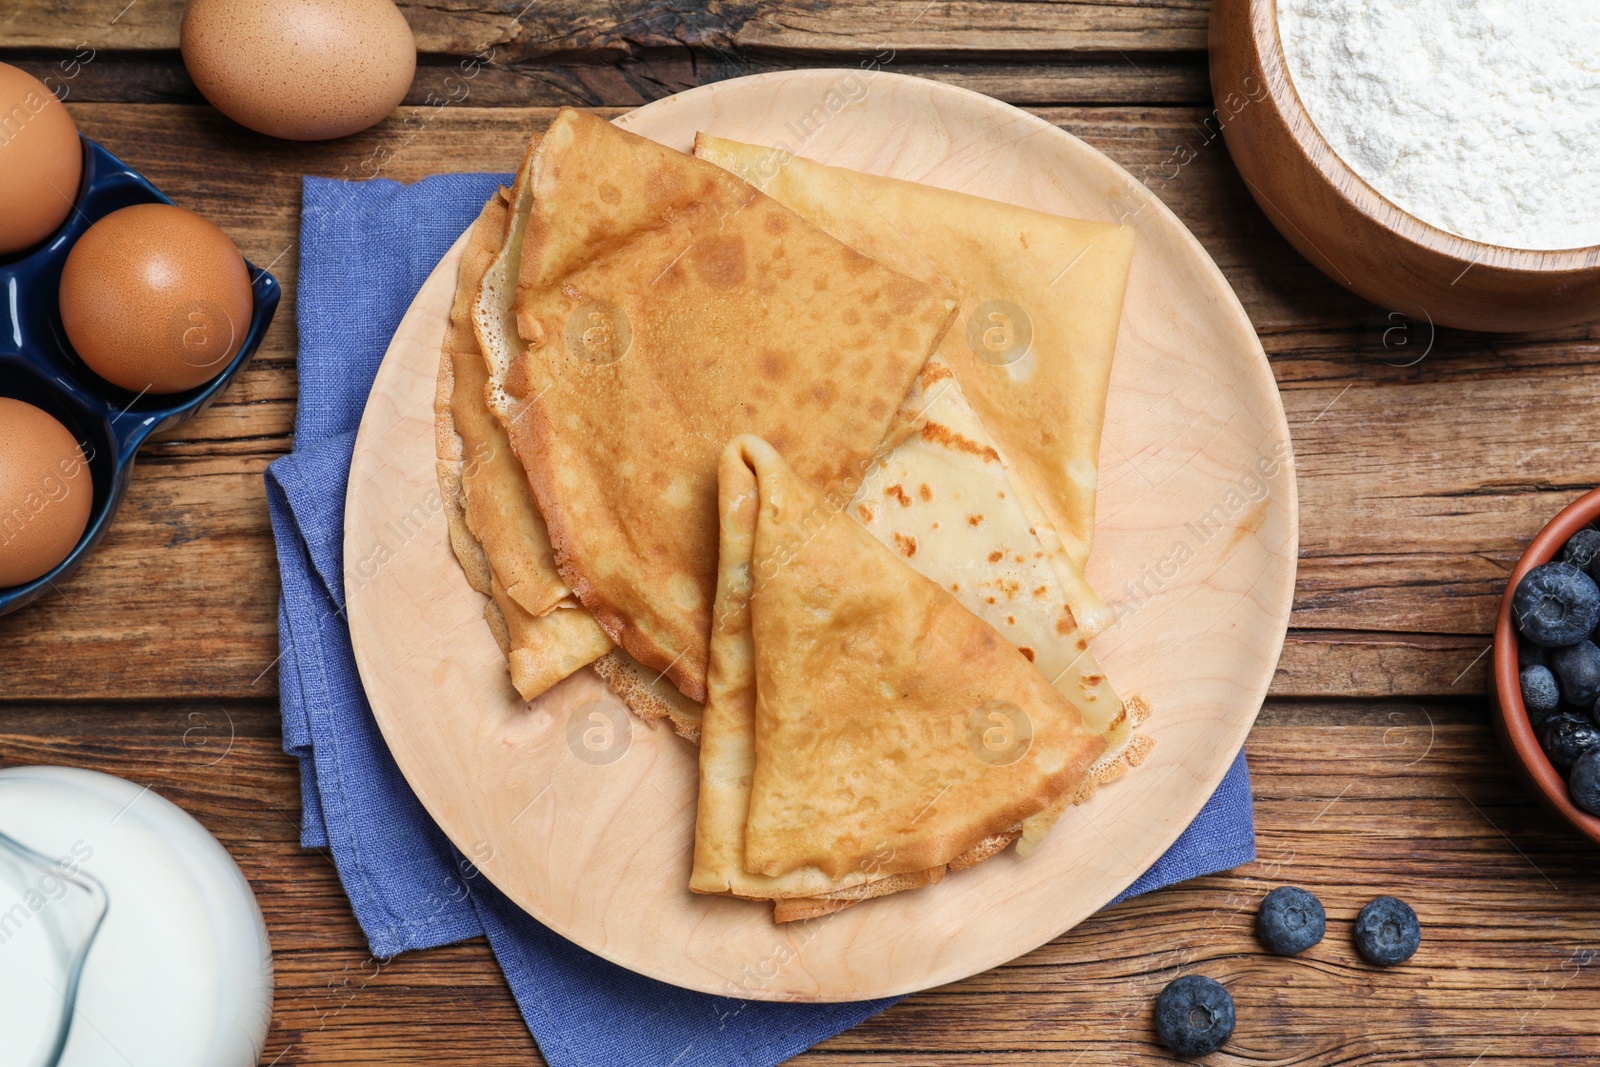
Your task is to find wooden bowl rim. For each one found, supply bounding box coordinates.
[1246,0,1600,272]
[1492,486,1600,845]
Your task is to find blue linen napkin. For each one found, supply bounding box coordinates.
[267,172,1257,1067]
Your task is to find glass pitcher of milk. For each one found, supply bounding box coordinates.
[0,768,273,1067]
[0,830,108,1067]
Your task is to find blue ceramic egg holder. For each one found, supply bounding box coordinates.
[0,138,280,617]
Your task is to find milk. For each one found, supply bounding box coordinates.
[0,767,273,1067]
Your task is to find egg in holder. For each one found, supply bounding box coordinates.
[0,138,280,617]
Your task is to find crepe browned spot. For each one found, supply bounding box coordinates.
[435,187,611,700]
[502,108,957,704]
[694,134,1135,637]
[691,436,1107,905]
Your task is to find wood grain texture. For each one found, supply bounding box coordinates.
[5,8,1600,1058]
[1,51,1213,108]
[1,0,1208,56]
[343,70,1293,1000]
[3,102,1594,703]
[2,700,1596,1064]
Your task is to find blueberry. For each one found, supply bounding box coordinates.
[1570,747,1600,816]
[1513,562,1600,647]
[1520,664,1562,723]
[1536,713,1600,771]
[1256,885,1325,955]
[1519,637,1550,669]
[1154,975,1235,1057]
[1563,529,1600,569]
[1552,641,1600,708]
[1353,895,1420,966]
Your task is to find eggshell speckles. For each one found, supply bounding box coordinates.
[59,203,255,395]
[180,0,416,141]
[0,62,83,254]
[0,400,92,588]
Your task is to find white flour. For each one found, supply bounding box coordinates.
[1276,0,1600,251]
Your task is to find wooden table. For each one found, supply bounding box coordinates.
[4,3,1598,1063]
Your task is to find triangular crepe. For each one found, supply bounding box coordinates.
[693,135,1135,637]
[763,363,1151,919]
[500,108,957,703]
[851,361,1142,814]
[435,188,612,698]
[691,436,1107,902]
[449,138,721,733]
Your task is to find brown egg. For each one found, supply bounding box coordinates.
[0,399,93,587]
[0,62,84,254]
[59,203,255,394]
[180,0,416,141]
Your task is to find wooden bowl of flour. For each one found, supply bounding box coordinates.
[1210,0,1600,332]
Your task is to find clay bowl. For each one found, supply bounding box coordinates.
[1209,0,1600,333]
[1490,487,1600,846]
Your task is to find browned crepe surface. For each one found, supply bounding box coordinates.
[691,436,1107,903]
[503,108,957,703]
[694,134,1135,636]
[435,188,611,699]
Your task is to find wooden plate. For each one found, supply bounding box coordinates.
[345,70,1297,1002]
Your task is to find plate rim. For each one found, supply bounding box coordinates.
[345,68,1298,1001]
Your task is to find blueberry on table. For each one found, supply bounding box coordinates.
[1256,885,1325,955]
[1563,529,1600,569]
[1154,975,1235,1057]
[1519,664,1562,722]
[1536,714,1600,771]
[1551,641,1600,708]
[1353,895,1420,966]
[1513,562,1600,647]
[1570,747,1600,817]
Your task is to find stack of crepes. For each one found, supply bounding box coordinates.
[433,107,1153,922]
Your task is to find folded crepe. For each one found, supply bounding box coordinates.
[852,359,1148,840]
[446,129,859,734]
[691,436,1108,914]
[498,108,958,704]
[435,186,613,699]
[743,363,1152,921]
[693,135,1135,637]
[449,121,937,731]
[446,130,1147,785]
